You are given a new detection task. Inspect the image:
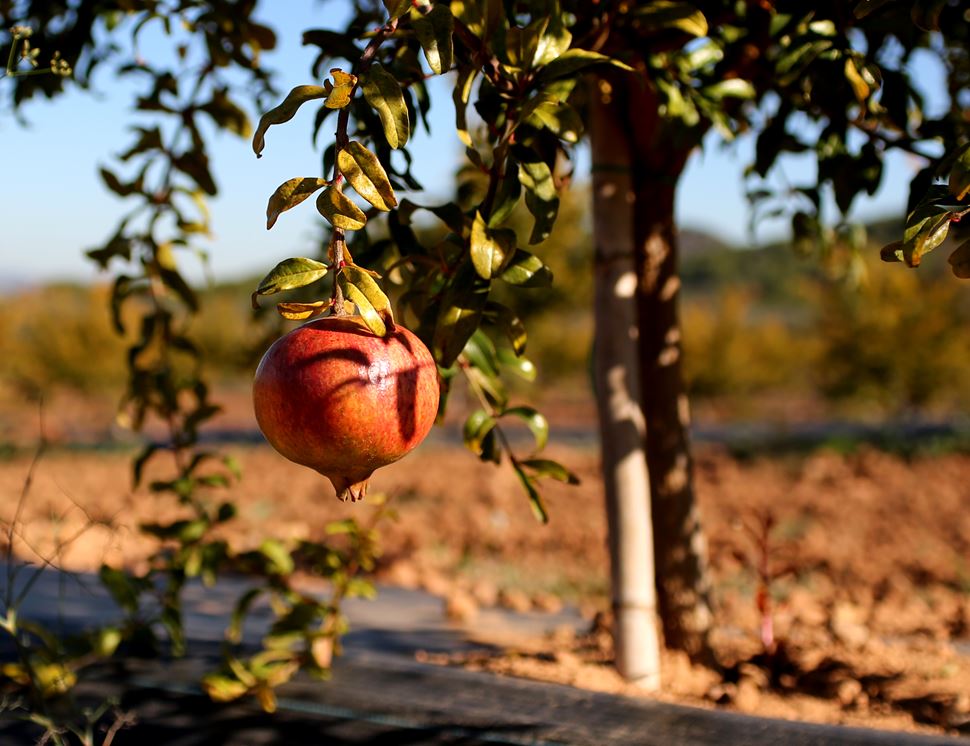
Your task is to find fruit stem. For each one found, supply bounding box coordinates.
[330,234,347,315]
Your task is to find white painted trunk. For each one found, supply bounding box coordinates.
[589,78,661,689]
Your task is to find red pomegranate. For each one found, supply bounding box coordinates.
[253,316,439,502]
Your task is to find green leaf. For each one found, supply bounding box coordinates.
[948,239,970,279]
[339,266,393,337]
[518,159,560,244]
[497,348,536,381]
[521,458,579,484]
[533,9,572,66]
[634,1,708,36]
[463,329,500,377]
[252,257,329,308]
[484,302,527,355]
[337,141,398,211]
[505,406,549,450]
[266,177,329,230]
[488,162,522,227]
[228,588,262,644]
[471,212,515,279]
[361,63,409,149]
[433,260,491,366]
[511,461,548,523]
[99,566,148,614]
[702,78,756,101]
[253,85,329,157]
[536,48,633,84]
[528,101,583,143]
[203,674,250,703]
[260,539,295,576]
[316,185,368,230]
[453,67,479,148]
[463,409,496,455]
[903,209,951,267]
[499,249,553,287]
[949,146,970,201]
[879,240,904,263]
[413,4,454,75]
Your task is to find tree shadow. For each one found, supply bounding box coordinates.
[295,346,433,447]
[0,685,547,745]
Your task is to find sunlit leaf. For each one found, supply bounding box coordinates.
[463,409,496,455]
[276,301,329,320]
[252,85,329,157]
[203,673,251,703]
[634,1,708,36]
[266,177,329,229]
[337,141,397,211]
[252,257,329,308]
[340,265,394,337]
[361,63,409,148]
[325,68,357,109]
[470,212,515,279]
[702,78,756,100]
[518,159,560,243]
[505,406,549,450]
[316,185,368,230]
[500,249,553,287]
[413,4,454,75]
[497,348,536,381]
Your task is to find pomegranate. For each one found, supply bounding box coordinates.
[253,316,439,502]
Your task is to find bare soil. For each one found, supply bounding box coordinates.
[1,386,969,737]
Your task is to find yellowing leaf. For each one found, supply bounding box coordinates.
[316,185,368,230]
[360,63,409,149]
[844,57,870,102]
[253,85,329,157]
[276,301,329,320]
[337,141,397,211]
[266,177,329,229]
[325,68,357,109]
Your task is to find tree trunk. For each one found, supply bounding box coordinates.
[589,79,661,688]
[626,80,716,661]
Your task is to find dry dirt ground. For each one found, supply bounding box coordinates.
[1,387,969,737]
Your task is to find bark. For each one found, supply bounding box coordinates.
[625,78,716,661]
[589,79,661,688]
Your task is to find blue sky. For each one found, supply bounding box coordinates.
[1,1,944,285]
